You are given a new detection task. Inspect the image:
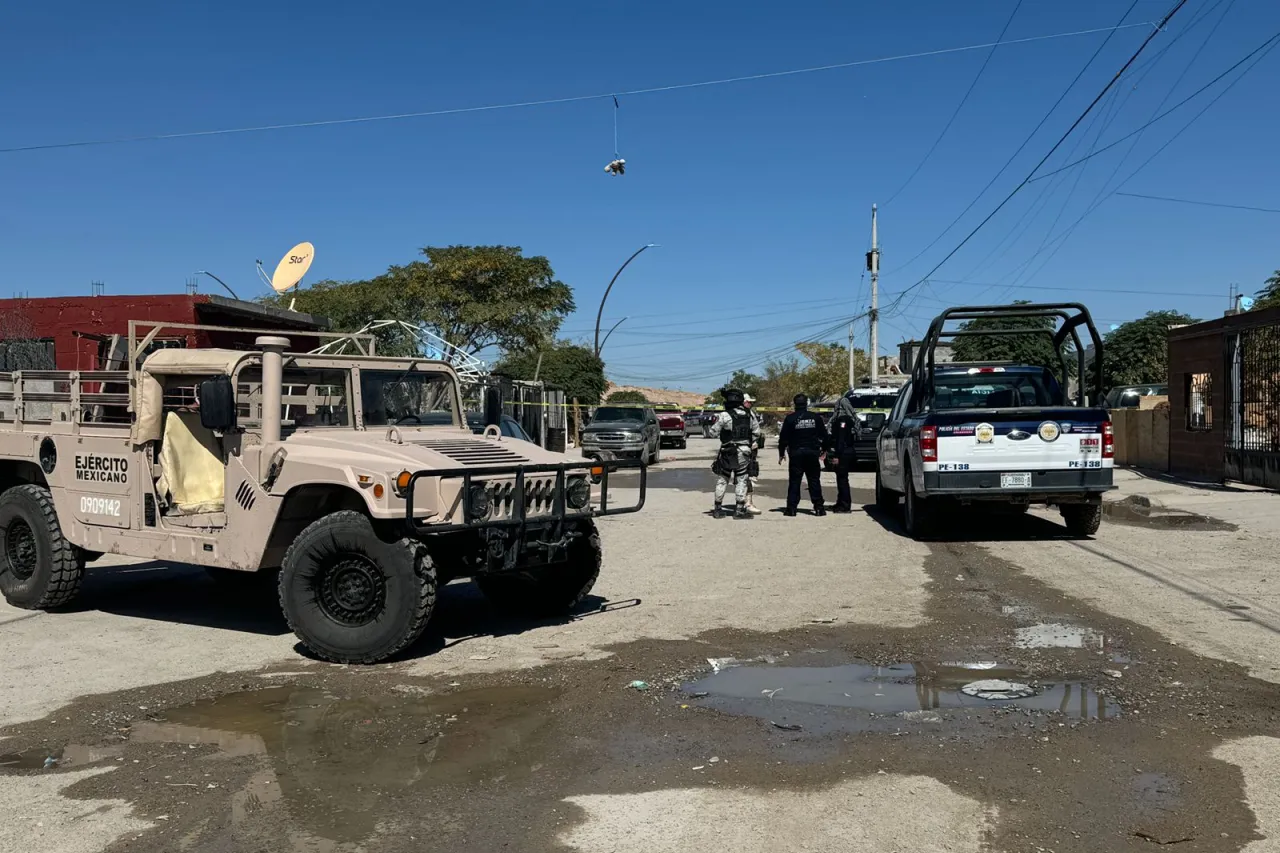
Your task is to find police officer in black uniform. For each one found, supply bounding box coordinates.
[829,393,860,513]
[777,393,829,516]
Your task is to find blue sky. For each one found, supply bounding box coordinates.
[3,0,1278,392]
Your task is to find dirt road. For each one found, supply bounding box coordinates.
[2,441,1279,852]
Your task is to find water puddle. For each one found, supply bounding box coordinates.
[684,659,1117,733]
[1016,622,1105,650]
[88,684,555,847]
[0,743,123,770]
[1103,496,1237,532]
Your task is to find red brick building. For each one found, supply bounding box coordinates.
[0,294,331,371]
[1168,304,1280,488]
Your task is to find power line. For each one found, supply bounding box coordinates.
[881,0,1143,277]
[608,314,868,385]
[925,0,1231,299]
[1114,191,1280,214]
[881,0,1024,207]
[1027,27,1279,184]
[563,297,850,335]
[987,18,1278,293]
[879,0,1189,317]
[989,0,1238,301]
[0,22,1157,155]
[923,278,1228,298]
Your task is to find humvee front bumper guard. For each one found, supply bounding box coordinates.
[402,459,647,535]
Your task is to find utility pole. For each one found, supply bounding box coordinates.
[847,323,856,390]
[867,204,880,385]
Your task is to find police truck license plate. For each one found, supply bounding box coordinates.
[663,430,682,436]
[1001,473,1032,488]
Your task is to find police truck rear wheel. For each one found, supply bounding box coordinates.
[279,511,436,664]
[0,484,86,610]
[477,521,602,617]
[902,466,934,540]
[1061,503,1102,537]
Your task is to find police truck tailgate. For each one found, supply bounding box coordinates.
[923,408,1113,494]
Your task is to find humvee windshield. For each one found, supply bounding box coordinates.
[360,370,456,426]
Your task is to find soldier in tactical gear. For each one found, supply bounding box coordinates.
[709,387,761,519]
[777,393,829,517]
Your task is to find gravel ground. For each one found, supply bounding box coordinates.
[2,441,1279,853]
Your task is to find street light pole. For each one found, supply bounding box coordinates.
[599,317,628,353]
[594,244,657,356]
[194,271,241,300]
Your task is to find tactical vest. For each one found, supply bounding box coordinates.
[723,408,752,443]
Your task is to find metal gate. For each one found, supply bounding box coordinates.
[1226,321,1280,488]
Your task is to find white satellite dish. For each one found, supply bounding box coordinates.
[269,242,315,293]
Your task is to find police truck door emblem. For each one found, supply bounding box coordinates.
[1038,421,1061,442]
[1007,429,1030,441]
[975,423,995,444]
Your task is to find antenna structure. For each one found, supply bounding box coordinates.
[310,319,489,385]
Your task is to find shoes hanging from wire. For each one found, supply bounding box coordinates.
[604,96,626,175]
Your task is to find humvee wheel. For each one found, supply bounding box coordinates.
[0,484,86,610]
[477,520,601,617]
[279,511,436,664]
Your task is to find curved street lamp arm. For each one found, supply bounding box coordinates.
[599,316,628,353]
[594,244,656,355]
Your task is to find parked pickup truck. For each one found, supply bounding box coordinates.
[876,303,1114,539]
[653,405,689,449]
[580,405,661,464]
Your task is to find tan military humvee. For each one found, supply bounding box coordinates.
[0,327,645,663]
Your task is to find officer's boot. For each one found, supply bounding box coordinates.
[814,504,827,517]
[712,503,725,519]
[734,503,753,520]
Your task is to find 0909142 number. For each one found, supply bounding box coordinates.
[79,495,122,517]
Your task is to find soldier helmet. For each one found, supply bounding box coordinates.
[721,387,745,408]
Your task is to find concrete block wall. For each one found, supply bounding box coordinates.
[1112,401,1170,472]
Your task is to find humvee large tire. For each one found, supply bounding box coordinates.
[279,511,436,664]
[0,484,86,610]
[477,520,601,618]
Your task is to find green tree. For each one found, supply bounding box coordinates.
[724,369,763,398]
[606,389,649,404]
[755,357,806,408]
[1101,310,1198,389]
[1256,270,1280,309]
[951,301,1074,376]
[272,245,574,356]
[495,341,607,404]
[795,341,869,399]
